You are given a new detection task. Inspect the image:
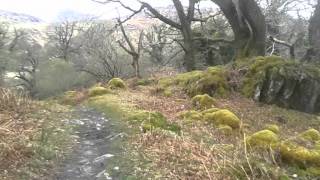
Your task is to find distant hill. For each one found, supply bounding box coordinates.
[0,10,43,23]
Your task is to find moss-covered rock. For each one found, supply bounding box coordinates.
[128,111,180,133]
[242,56,320,113]
[158,66,230,98]
[188,67,229,97]
[217,125,233,135]
[178,110,203,121]
[201,108,220,116]
[107,78,126,89]
[300,129,320,142]
[204,109,241,129]
[280,142,320,167]
[191,94,216,110]
[88,87,111,97]
[246,130,279,148]
[265,124,280,134]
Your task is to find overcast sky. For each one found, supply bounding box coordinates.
[0,0,199,22]
[0,0,313,22]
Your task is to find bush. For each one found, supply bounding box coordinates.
[35,60,94,99]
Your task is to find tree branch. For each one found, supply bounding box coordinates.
[268,36,295,59]
[140,1,182,29]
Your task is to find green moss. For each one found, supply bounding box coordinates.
[88,86,111,97]
[136,78,154,86]
[129,111,180,133]
[265,124,280,134]
[201,108,220,116]
[204,109,241,129]
[178,110,203,121]
[300,129,320,142]
[246,130,279,148]
[175,71,204,86]
[191,94,216,110]
[241,56,320,99]
[88,95,180,134]
[157,66,230,98]
[158,77,175,88]
[241,56,287,97]
[187,67,229,97]
[107,78,126,89]
[163,89,173,97]
[280,142,320,167]
[307,167,320,176]
[316,141,320,150]
[217,125,233,135]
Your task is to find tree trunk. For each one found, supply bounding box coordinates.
[305,0,320,62]
[212,0,266,59]
[132,56,141,78]
[182,32,196,71]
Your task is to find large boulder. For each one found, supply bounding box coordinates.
[242,56,320,113]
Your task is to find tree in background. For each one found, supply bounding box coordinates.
[117,19,144,78]
[143,23,183,67]
[15,44,41,97]
[0,22,9,86]
[94,0,201,71]
[305,0,320,62]
[75,22,122,82]
[47,18,80,62]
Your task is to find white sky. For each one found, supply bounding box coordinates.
[0,0,312,22]
[0,0,196,22]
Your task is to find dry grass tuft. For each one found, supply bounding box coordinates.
[0,88,36,175]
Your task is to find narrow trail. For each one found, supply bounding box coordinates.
[53,107,123,180]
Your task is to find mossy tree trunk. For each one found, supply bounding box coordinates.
[212,0,266,59]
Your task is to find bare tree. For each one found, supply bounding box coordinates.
[117,19,144,78]
[16,45,41,97]
[144,23,183,66]
[48,18,79,61]
[94,0,201,71]
[75,22,122,82]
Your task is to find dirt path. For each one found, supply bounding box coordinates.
[53,106,123,180]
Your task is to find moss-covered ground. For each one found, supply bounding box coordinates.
[68,74,320,179]
[35,62,320,180]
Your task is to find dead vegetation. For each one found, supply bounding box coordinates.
[0,88,72,179]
